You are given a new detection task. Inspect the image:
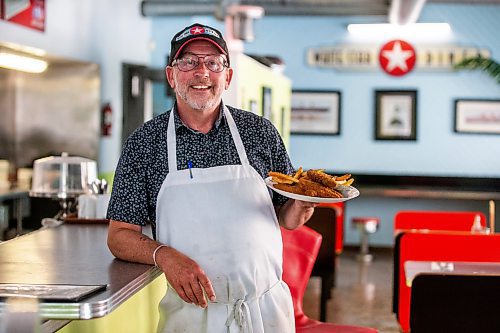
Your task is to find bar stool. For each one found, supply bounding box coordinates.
[352,217,380,262]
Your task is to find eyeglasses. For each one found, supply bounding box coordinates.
[172,53,228,73]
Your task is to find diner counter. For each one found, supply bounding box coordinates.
[0,187,29,201]
[358,185,500,201]
[0,223,164,332]
[3,182,499,204]
[0,187,30,238]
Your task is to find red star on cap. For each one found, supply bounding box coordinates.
[190,26,205,35]
[379,40,416,77]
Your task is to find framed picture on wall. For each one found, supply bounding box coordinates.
[375,90,417,141]
[262,87,273,121]
[291,90,341,135]
[454,99,500,134]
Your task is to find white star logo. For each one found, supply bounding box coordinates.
[191,26,205,35]
[382,41,413,71]
[379,40,416,76]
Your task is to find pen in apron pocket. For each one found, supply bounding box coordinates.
[188,160,193,179]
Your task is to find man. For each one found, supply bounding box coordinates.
[107,23,317,332]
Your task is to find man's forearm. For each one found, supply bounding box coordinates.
[107,221,217,307]
[107,220,166,265]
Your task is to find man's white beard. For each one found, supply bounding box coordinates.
[178,89,218,112]
[174,76,221,112]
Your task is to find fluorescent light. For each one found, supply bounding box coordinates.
[2,42,46,57]
[0,51,48,73]
[347,23,451,38]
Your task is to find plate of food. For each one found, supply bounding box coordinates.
[265,168,360,203]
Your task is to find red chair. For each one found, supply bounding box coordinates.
[281,226,378,333]
[394,210,487,234]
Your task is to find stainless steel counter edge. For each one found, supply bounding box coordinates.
[38,267,162,319]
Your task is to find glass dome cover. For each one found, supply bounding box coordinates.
[30,152,97,199]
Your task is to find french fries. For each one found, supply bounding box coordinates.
[292,167,302,180]
[268,168,354,198]
[268,171,299,185]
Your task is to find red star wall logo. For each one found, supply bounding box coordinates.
[379,40,416,77]
[190,26,205,35]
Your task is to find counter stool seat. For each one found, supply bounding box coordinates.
[352,217,380,262]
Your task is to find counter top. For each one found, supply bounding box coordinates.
[3,183,498,203]
[404,260,500,287]
[358,186,500,201]
[0,187,29,201]
[331,172,500,201]
[0,224,160,319]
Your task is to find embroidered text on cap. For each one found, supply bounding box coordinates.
[175,26,222,42]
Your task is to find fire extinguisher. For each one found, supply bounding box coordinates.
[102,103,112,136]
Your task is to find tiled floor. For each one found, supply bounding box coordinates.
[302,247,401,333]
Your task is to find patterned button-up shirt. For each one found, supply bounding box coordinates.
[107,104,294,238]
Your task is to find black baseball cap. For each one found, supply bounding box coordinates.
[169,23,230,66]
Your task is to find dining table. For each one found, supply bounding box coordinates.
[408,261,500,333]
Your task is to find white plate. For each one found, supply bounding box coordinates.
[265,177,360,203]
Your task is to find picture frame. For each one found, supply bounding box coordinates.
[375,90,417,141]
[291,90,341,135]
[454,99,500,135]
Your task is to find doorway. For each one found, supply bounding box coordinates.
[121,63,174,145]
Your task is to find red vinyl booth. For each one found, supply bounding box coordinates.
[392,210,488,322]
[394,211,486,234]
[395,231,500,333]
[281,225,378,333]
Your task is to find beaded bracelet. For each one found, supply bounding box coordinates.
[153,244,168,267]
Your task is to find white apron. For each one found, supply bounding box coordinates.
[155,106,294,333]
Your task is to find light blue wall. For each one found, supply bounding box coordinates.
[151,6,500,177]
[242,4,500,177]
[150,5,500,246]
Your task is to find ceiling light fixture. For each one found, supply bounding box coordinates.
[0,51,48,73]
[347,23,451,39]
